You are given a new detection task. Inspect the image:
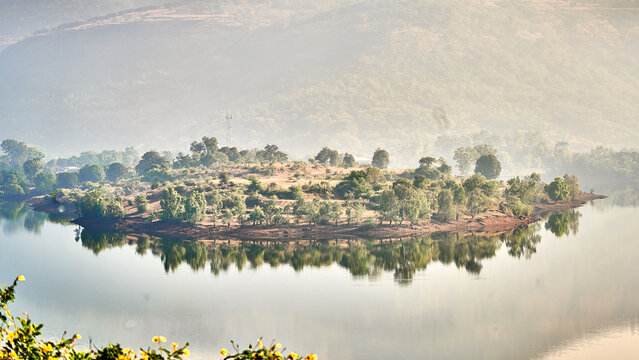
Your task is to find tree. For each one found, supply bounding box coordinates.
[315,147,340,166]
[249,206,266,225]
[78,165,106,183]
[377,189,399,224]
[371,148,389,169]
[329,202,342,225]
[1,139,44,168]
[453,147,479,175]
[262,196,281,225]
[22,157,43,180]
[56,172,78,189]
[233,195,247,226]
[345,199,365,225]
[342,153,356,167]
[563,174,580,200]
[34,171,56,194]
[437,189,455,221]
[218,172,229,185]
[474,154,501,180]
[201,136,219,154]
[183,191,207,224]
[80,191,125,218]
[0,169,29,196]
[474,144,498,157]
[135,151,168,176]
[106,162,129,182]
[160,187,185,222]
[545,177,569,203]
[467,188,488,219]
[134,194,148,213]
[256,145,288,163]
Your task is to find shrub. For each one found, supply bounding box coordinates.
[135,194,148,213]
[80,191,125,219]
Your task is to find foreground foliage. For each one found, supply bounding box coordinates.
[1,276,314,360]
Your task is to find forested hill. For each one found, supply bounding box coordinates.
[1,0,638,166]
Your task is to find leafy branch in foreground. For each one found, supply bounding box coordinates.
[219,338,317,360]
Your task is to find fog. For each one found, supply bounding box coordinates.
[1,0,638,167]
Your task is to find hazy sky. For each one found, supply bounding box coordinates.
[1,0,638,164]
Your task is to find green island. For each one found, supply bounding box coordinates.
[0,137,603,241]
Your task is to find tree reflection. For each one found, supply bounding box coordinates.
[72,225,562,284]
[502,224,541,259]
[544,210,581,237]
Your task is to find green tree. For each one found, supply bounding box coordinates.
[315,147,340,166]
[183,191,207,224]
[467,188,489,219]
[453,147,479,175]
[437,189,455,221]
[545,177,569,203]
[0,169,29,196]
[342,153,356,167]
[80,191,125,218]
[105,162,129,182]
[377,189,399,224]
[234,195,247,226]
[248,206,266,225]
[56,172,78,189]
[78,164,106,183]
[135,151,168,176]
[34,171,56,194]
[134,194,148,213]
[563,174,580,200]
[1,139,44,168]
[474,154,502,180]
[22,157,43,180]
[371,148,389,169]
[160,187,185,222]
[345,199,365,225]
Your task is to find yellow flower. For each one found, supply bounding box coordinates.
[42,343,54,353]
[288,353,299,359]
[274,351,281,357]
[182,349,189,356]
[220,348,229,356]
[276,343,281,348]
[17,275,25,281]
[9,351,17,359]
[74,334,82,340]
[152,336,160,343]
[257,340,263,348]
[160,336,166,343]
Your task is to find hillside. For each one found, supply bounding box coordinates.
[1,0,638,166]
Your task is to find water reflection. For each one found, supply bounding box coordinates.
[0,200,586,286]
[0,200,73,235]
[72,221,561,286]
[543,210,581,237]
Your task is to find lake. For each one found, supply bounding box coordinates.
[1,195,638,360]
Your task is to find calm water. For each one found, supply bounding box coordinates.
[1,196,638,360]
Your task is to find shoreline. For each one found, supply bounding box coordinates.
[26,192,606,241]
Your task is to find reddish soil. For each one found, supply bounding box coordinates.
[27,192,606,241]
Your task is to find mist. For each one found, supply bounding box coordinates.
[1,0,638,167]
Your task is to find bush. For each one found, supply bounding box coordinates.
[80,191,125,219]
[135,194,148,213]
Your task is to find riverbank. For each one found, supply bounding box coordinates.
[26,192,606,240]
